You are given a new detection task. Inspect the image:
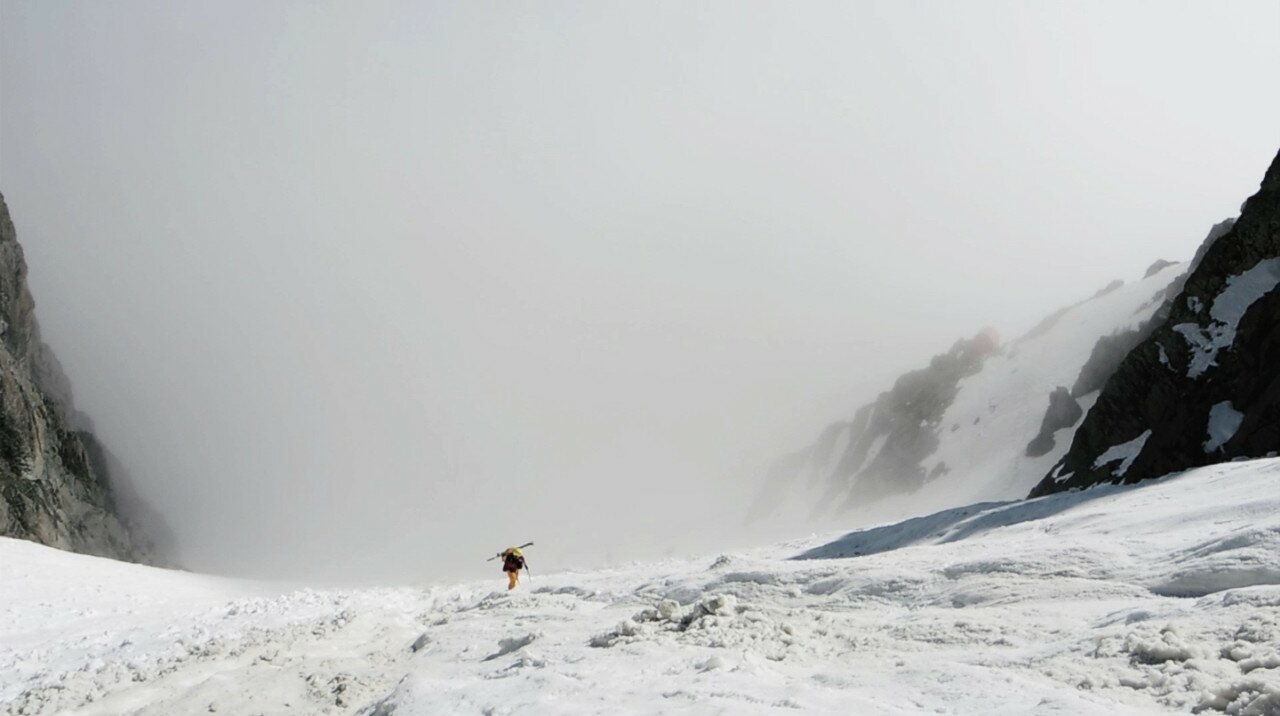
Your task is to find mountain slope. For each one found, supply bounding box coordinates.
[753,256,1192,523]
[1032,148,1280,497]
[4,458,1279,714]
[0,192,152,562]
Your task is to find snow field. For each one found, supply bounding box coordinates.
[4,457,1280,714]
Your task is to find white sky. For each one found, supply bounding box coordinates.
[2,1,1277,580]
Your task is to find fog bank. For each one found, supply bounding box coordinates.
[1,1,1277,580]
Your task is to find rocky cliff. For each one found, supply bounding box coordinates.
[0,192,152,561]
[1031,149,1280,497]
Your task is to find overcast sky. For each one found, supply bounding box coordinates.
[2,1,1278,581]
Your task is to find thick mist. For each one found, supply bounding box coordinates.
[2,1,1278,581]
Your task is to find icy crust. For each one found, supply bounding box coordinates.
[4,459,1280,714]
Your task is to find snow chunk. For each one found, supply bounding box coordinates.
[697,593,738,617]
[657,599,683,621]
[484,632,540,661]
[589,594,746,649]
[1199,678,1280,715]
[1093,430,1152,477]
[1204,401,1245,453]
[698,655,728,671]
[1175,258,1280,378]
[1123,625,1206,664]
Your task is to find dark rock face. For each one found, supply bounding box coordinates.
[1070,325,1153,398]
[0,192,153,561]
[1031,149,1280,497]
[1025,387,1084,458]
[1189,218,1237,275]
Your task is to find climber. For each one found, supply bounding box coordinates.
[498,545,528,590]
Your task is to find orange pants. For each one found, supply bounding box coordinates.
[506,570,519,590]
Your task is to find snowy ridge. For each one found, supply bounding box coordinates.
[5,458,1280,714]
[758,261,1187,529]
[918,263,1184,505]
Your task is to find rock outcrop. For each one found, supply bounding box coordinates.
[1025,387,1084,458]
[0,192,153,561]
[1069,323,1153,398]
[1031,149,1280,497]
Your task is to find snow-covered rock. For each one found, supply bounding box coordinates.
[1033,147,1280,497]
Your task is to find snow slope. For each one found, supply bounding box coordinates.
[919,262,1186,507]
[5,458,1280,715]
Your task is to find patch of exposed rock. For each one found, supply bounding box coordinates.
[1025,387,1084,458]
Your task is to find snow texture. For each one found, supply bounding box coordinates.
[1093,430,1153,478]
[4,458,1280,714]
[1175,257,1280,379]
[1205,401,1245,454]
